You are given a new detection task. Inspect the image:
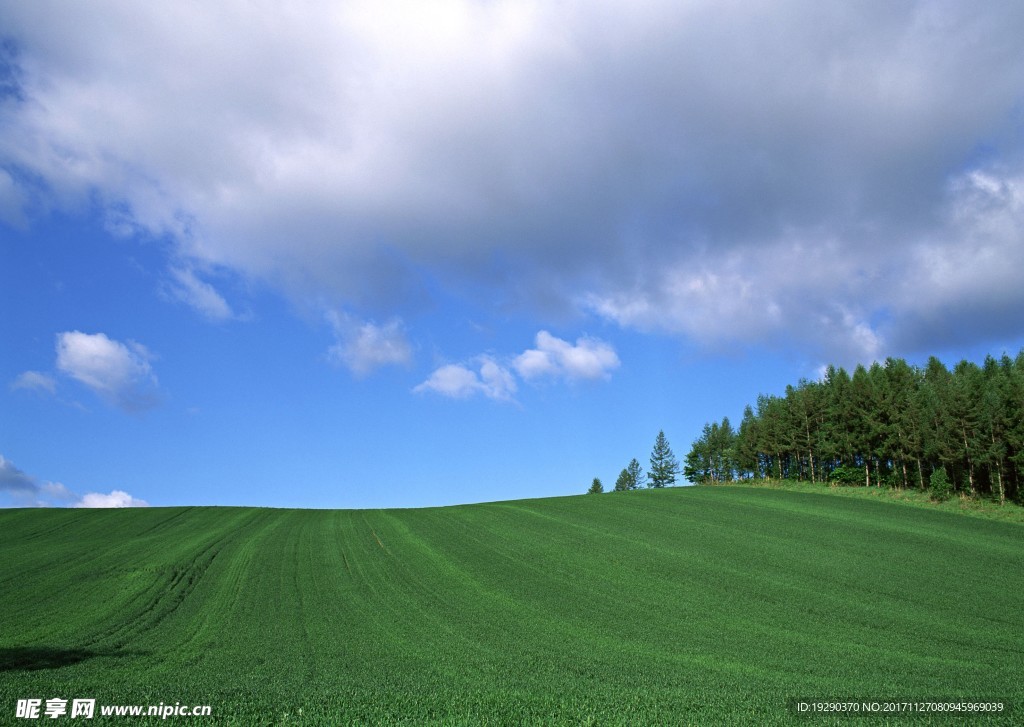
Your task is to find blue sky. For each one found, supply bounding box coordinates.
[3,1,1024,509]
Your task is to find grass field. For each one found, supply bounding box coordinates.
[1,487,1022,724]
[719,479,1024,525]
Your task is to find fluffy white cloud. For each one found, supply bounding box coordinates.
[326,311,413,376]
[513,331,620,381]
[3,2,1024,362]
[10,370,57,395]
[55,331,160,412]
[0,454,146,508]
[416,330,618,400]
[74,490,149,508]
[413,356,517,401]
[164,266,234,322]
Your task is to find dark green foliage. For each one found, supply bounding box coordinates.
[613,468,631,491]
[610,458,643,493]
[1,491,1021,724]
[587,477,603,494]
[687,350,1024,503]
[684,418,736,483]
[829,465,862,486]
[613,459,644,491]
[626,457,644,489]
[929,467,952,502]
[648,430,679,487]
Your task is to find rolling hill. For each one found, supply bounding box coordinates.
[1,486,1021,724]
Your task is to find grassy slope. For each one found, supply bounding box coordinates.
[719,479,1024,525]
[0,488,1021,725]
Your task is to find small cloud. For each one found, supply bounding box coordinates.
[55,331,160,412]
[74,490,149,508]
[327,311,413,376]
[0,454,142,508]
[413,356,517,401]
[415,330,619,403]
[513,331,620,382]
[0,455,37,495]
[11,370,57,395]
[164,266,234,322]
[39,481,78,503]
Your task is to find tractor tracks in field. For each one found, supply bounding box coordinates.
[80,511,270,653]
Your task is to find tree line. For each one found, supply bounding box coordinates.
[588,430,680,493]
[683,352,1024,504]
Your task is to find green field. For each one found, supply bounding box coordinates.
[1,487,1021,724]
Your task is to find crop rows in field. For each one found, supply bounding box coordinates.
[1,487,1022,724]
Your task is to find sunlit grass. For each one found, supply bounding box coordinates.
[1,488,1021,724]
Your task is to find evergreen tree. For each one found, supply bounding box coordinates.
[613,469,630,491]
[649,430,680,487]
[950,360,984,494]
[686,348,1024,504]
[982,356,1010,504]
[711,417,737,482]
[921,357,957,483]
[883,357,925,489]
[626,458,644,489]
[821,365,854,475]
[734,404,762,479]
[684,423,713,484]
[587,477,604,494]
[757,395,787,480]
[849,365,878,486]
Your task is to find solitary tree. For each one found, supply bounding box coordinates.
[648,430,680,487]
[587,477,604,494]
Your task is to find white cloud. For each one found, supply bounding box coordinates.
[414,356,517,401]
[513,331,620,381]
[55,331,160,412]
[39,481,77,503]
[164,266,234,322]
[326,311,413,376]
[11,370,57,395]
[416,330,618,400]
[3,2,1024,360]
[74,490,149,508]
[0,454,145,508]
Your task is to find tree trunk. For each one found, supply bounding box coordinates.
[961,426,975,493]
[992,433,1005,506]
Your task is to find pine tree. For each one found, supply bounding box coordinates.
[587,477,604,494]
[626,458,644,489]
[684,424,713,484]
[734,405,762,479]
[649,430,679,487]
[688,349,1024,504]
[613,469,631,492]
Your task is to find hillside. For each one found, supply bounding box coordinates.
[1,487,1022,724]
